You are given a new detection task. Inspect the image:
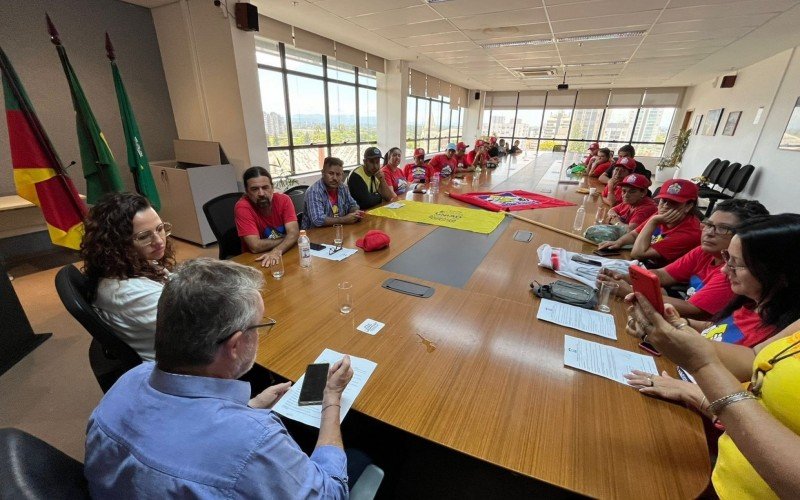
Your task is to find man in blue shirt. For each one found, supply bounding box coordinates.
[84,258,354,498]
[302,156,363,229]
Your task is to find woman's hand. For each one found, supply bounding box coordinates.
[598,240,620,250]
[652,208,684,226]
[625,370,705,409]
[596,271,631,297]
[625,294,717,372]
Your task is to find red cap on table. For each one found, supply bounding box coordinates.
[356,230,390,252]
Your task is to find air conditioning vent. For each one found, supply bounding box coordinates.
[514,68,558,77]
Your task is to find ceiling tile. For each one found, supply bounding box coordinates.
[450,7,549,30]
[463,23,552,42]
[391,32,469,47]
[550,11,659,34]
[417,41,479,54]
[349,5,442,28]
[429,0,538,17]
[658,1,789,24]
[650,14,775,35]
[312,0,421,17]
[377,19,454,37]
[546,0,666,22]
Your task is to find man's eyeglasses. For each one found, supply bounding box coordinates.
[216,318,277,345]
[132,222,172,246]
[720,249,746,274]
[701,220,736,236]
[329,243,343,255]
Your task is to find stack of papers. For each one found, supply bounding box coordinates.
[537,299,617,340]
[272,349,377,427]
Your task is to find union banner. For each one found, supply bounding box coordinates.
[368,200,504,234]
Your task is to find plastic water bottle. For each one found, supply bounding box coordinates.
[430,173,440,194]
[573,196,587,232]
[298,230,312,268]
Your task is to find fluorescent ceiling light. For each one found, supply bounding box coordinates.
[564,61,626,67]
[426,0,454,3]
[556,31,646,43]
[480,39,554,49]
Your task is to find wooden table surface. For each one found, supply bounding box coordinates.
[235,157,709,498]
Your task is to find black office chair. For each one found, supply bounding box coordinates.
[698,158,721,183]
[699,162,741,198]
[284,185,309,229]
[0,427,89,499]
[202,192,243,260]
[702,165,756,216]
[55,265,142,393]
[704,159,730,189]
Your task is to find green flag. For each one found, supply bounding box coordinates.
[47,15,124,204]
[106,33,160,211]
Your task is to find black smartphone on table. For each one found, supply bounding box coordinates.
[298,363,329,406]
[571,254,603,266]
[309,242,325,251]
[593,248,621,257]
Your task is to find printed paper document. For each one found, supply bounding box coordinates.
[273,349,377,428]
[537,298,617,340]
[310,244,358,262]
[563,335,658,385]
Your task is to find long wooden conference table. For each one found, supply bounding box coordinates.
[233,155,710,499]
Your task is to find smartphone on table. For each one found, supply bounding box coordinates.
[593,248,621,257]
[628,265,665,356]
[298,363,329,406]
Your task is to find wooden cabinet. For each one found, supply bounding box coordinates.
[150,140,238,246]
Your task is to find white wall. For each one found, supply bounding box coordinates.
[676,48,800,213]
[377,60,408,155]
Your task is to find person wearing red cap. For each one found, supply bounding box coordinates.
[605,173,657,232]
[454,141,476,173]
[583,142,600,166]
[467,140,487,168]
[403,148,433,183]
[601,157,636,206]
[599,178,702,266]
[380,147,409,196]
[587,147,613,177]
[428,143,459,178]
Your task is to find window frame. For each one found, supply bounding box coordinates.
[406,94,463,155]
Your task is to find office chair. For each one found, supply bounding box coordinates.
[202,192,243,260]
[284,185,309,229]
[55,265,142,393]
[698,158,721,183]
[350,464,385,500]
[0,427,89,499]
[704,160,730,189]
[702,164,755,216]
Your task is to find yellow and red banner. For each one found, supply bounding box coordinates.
[1,46,87,249]
[368,200,504,234]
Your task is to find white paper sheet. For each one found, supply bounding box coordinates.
[384,202,405,209]
[537,298,617,340]
[356,319,385,335]
[310,244,358,261]
[272,349,377,427]
[563,335,658,385]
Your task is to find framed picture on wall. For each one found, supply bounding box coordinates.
[702,108,724,136]
[778,97,800,151]
[693,114,703,135]
[722,111,742,136]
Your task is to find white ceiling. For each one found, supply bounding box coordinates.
[126,0,800,91]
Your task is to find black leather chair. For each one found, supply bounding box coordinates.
[698,158,721,182]
[284,185,309,229]
[0,428,89,499]
[702,164,756,216]
[55,265,142,393]
[202,192,243,260]
[699,162,741,198]
[704,159,730,189]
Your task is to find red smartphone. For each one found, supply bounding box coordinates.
[638,341,662,357]
[628,265,665,315]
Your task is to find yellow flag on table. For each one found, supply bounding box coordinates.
[369,200,504,234]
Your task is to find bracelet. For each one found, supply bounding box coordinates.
[707,391,756,416]
[321,404,341,413]
[699,395,708,411]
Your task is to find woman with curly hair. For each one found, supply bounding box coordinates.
[81,192,175,361]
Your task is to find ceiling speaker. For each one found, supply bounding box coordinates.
[474,91,481,100]
[235,3,259,32]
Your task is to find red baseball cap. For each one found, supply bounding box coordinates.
[475,139,485,148]
[613,157,636,170]
[356,230,390,252]
[413,148,425,158]
[620,173,651,190]
[489,136,497,144]
[656,179,699,203]
[588,142,600,151]
[456,141,469,151]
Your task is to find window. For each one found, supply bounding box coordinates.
[407,94,463,156]
[482,90,676,157]
[256,39,378,175]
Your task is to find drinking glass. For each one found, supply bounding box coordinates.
[333,224,343,247]
[338,281,352,314]
[597,281,619,313]
[271,253,284,280]
[595,205,606,224]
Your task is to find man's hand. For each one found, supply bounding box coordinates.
[255,249,281,268]
[598,240,620,250]
[325,355,353,396]
[249,381,292,409]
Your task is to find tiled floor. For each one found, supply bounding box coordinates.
[0,239,216,460]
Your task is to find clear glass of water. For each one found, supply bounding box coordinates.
[597,281,619,313]
[271,253,284,280]
[333,224,343,247]
[338,281,352,314]
[595,205,606,224]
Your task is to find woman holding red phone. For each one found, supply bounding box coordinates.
[623,214,800,498]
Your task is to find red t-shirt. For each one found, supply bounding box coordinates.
[455,152,472,167]
[466,150,486,167]
[635,215,702,264]
[381,165,409,195]
[404,162,433,182]
[428,154,458,177]
[583,154,595,165]
[602,184,623,203]
[234,192,297,252]
[591,161,613,177]
[702,305,776,347]
[664,246,735,314]
[612,197,657,226]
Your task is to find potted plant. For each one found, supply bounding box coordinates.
[270,158,299,192]
[655,128,691,182]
